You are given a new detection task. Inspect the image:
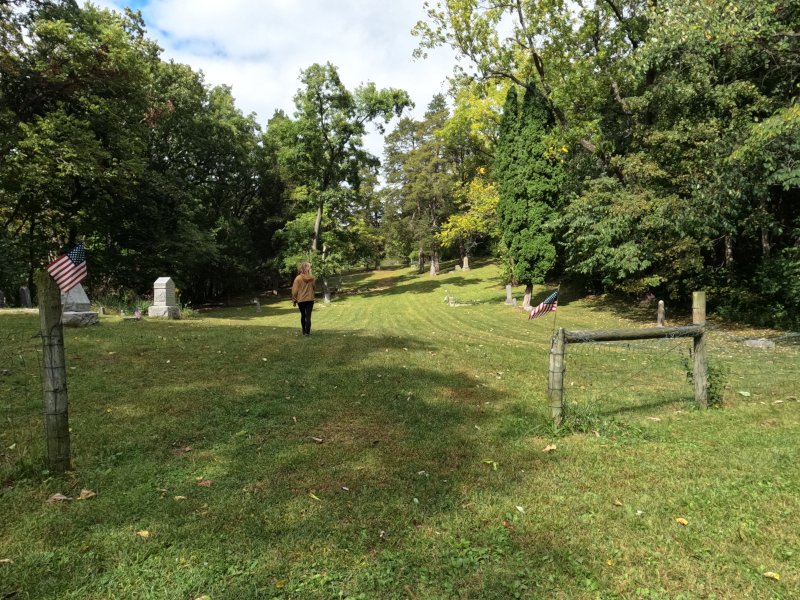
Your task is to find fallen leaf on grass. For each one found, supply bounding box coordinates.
[174,495,187,501]
[763,572,780,581]
[542,444,557,453]
[310,437,324,444]
[646,417,661,422]
[135,530,150,539]
[194,596,212,600]
[197,480,212,487]
[738,391,751,397]
[516,506,525,514]
[613,499,623,507]
[0,558,13,564]
[47,493,71,503]
[675,517,689,526]
[308,492,321,502]
[77,489,96,501]
[502,519,514,530]
[481,459,498,470]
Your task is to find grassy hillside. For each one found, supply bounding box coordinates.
[1,262,798,599]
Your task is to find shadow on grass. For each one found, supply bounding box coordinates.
[594,393,689,417]
[0,313,589,598]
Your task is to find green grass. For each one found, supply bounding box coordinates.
[1,262,798,599]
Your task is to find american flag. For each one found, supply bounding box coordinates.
[46,243,87,294]
[529,289,558,320]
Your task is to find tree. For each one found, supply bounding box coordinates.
[0,2,157,292]
[383,95,457,275]
[0,1,287,303]
[495,85,563,307]
[436,174,499,270]
[286,63,411,253]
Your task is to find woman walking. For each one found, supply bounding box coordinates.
[291,262,316,336]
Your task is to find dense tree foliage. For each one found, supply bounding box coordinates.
[415,0,800,327]
[0,2,407,305]
[383,95,462,274]
[494,85,563,307]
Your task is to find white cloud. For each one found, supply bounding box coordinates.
[91,0,457,157]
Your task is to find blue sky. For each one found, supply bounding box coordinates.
[91,0,456,157]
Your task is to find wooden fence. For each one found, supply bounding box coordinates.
[548,292,708,423]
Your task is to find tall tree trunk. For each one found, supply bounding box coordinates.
[759,199,771,259]
[322,279,331,303]
[724,236,734,266]
[429,248,440,276]
[523,284,533,310]
[311,199,324,251]
[418,247,425,274]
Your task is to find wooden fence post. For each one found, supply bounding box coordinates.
[36,271,71,473]
[549,327,566,424]
[692,291,708,409]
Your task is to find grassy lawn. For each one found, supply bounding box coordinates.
[1,262,798,599]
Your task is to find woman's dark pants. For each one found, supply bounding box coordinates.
[298,301,314,335]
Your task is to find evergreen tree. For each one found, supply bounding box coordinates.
[494,84,562,307]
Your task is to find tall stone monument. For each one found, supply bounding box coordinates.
[19,286,32,308]
[61,283,99,327]
[148,277,180,319]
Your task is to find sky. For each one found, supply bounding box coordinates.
[92,0,458,158]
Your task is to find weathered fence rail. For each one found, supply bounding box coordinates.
[564,325,703,344]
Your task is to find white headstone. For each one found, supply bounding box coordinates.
[148,277,180,319]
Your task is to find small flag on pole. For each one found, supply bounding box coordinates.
[46,243,87,294]
[529,289,558,320]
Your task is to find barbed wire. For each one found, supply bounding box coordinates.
[562,334,692,407]
[557,324,798,414]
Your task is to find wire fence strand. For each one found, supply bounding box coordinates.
[1,330,44,476]
[559,327,799,417]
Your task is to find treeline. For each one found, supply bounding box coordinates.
[406,0,799,326]
[1,0,798,328]
[0,1,409,304]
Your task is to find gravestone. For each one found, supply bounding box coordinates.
[61,283,99,327]
[657,300,665,327]
[19,286,32,308]
[148,277,180,319]
[0,289,5,307]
